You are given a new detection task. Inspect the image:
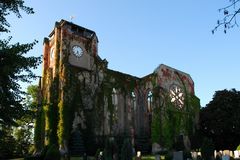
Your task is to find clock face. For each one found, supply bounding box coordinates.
[169,85,184,109]
[72,45,83,57]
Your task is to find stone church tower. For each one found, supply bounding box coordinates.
[36,19,200,156]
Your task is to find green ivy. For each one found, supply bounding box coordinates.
[34,108,45,152]
[151,106,161,143]
[46,77,59,146]
[57,100,71,146]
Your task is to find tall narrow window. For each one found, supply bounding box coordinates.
[131,91,136,111]
[147,91,153,113]
[50,47,54,60]
[112,88,118,106]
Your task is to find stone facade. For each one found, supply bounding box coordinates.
[37,19,200,155]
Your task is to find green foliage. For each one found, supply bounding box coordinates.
[45,103,59,146]
[44,78,59,146]
[186,95,200,136]
[0,127,18,159]
[157,88,200,150]
[201,138,214,160]
[0,0,41,127]
[141,155,155,160]
[44,144,61,160]
[161,99,182,149]
[151,106,161,143]
[95,89,105,132]
[13,122,34,156]
[0,0,34,33]
[120,138,132,160]
[237,144,240,150]
[57,100,65,146]
[34,108,45,152]
[0,84,40,158]
[25,85,39,110]
[200,89,240,150]
[107,91,114,132]
[105,70,137,93]
[0,125,34,158]
[1,0,40,153]
[0,38,41,125]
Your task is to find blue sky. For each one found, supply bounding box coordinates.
[6,0,240,107]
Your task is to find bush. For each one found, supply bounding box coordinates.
[201,138,214,160]
[44,144,60,160]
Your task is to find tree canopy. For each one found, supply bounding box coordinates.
[0,0,41,126]
[200,89,240,150]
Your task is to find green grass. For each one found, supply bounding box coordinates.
[141,155,155,160]
[69,157,95,160]
[9,155,156,160]
[69,157,81,160]
[70,155,156,160]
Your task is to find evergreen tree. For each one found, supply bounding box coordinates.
[0,0,34,33]
[0,0,41,126]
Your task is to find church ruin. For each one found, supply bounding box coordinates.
[35,19,200,155]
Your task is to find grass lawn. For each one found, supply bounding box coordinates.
[69,155,155,160]
[8,155,156,160]
[141,155,155,160]
[69,157,94,160]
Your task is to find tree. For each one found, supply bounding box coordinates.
[0,126,18,159]
[13,85,39,156]
[213,0,240,33]
[0,84,39,158]
[25,84,39,110]
[0,0,34,33]
[200,89,240,150]
[0,0,41,126]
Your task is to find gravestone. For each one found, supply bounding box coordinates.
[234,150,239,159]
[69,130,85,156]
[173,151,183,160]
[222,154,230,160]
[191,151,198,160]
[155,154,160,160]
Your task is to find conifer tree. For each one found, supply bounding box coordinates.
[0,0,41,126]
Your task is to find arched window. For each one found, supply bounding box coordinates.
[147,91,153,113]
